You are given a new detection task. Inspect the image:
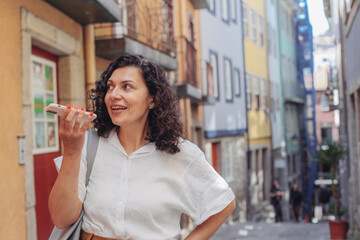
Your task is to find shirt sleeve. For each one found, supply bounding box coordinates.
[181,151,235,225]
[52,132,88,203]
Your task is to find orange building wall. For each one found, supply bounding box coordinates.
[0,0,83,238]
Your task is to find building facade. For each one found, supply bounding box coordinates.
[242,0,272,221]
[0,0,121,239]
[266,0,285,211]
[199,0,248,222]
[277,0,306,221]
[337,0,360,238]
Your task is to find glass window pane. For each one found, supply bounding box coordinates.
[234,70,240,96]
[33,91,44,119]
[32,61,43,89]
[45,65,54,90]
[210,54,219,98]
[47,122,57,147]
[35,121,45,148]
[225,60,232,100]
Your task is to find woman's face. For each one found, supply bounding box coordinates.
[105,66,153,129]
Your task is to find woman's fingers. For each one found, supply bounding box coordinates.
[81,111,93,132]
[60,105,71,130]
[74,106,85,131]
[64,107,78,131]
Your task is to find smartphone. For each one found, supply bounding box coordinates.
[45,103,97,121]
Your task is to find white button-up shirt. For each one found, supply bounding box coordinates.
[56,130,234,239]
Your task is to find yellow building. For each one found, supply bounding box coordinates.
[242,0,272,217]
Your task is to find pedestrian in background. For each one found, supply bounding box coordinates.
[270,180,285,222]
[290,184,303,222]
[319,184,331,219]
[48,54,235,240]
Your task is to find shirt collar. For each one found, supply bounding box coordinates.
[108,128,156,156]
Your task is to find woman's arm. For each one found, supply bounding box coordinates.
[48,106,93,228]
[185,200,235,240]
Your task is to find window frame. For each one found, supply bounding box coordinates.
[261,78,267,110]
[224,57,233,102]
[253,75,260,110]
[208,0,216,15]
[221,0,230,23]
[31,55,59,154]
[209,50,220,101]
[246,72,252,109]
[230,0,237,23]
[258,14,264,47]
[234,68,241,97]
[242,1,249,38]
[250,8,257,43]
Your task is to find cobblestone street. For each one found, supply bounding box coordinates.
[211,221,331,240]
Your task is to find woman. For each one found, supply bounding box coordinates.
[49,54,235,240]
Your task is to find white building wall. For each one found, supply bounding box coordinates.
[199,0,247,222]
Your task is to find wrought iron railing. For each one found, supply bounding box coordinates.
[94,0,176,56]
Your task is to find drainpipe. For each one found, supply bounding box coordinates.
[84,24,97,109]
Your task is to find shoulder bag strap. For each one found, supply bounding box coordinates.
[85,130,99,186]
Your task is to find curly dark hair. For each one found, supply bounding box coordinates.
[89,54,184,154]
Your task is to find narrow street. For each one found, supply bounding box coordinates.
[211,222,330,240]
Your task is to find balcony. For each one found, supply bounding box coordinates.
[94,0,177,70]
[43,0,121,24]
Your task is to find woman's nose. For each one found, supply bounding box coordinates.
[110,87,123,100]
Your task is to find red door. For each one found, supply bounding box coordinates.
[31,46,60,240]
[212,142,220,172]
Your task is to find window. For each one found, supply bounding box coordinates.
[253,75,260,110]
[31,55,59,153]
[208,0,215,14]
[230,0,236,22]
[321,127,333,145]
[242,2,249,38]
[210,51,219,99]
[234,68,241,97]
[221,0,229,22]
[224,58,233,101]
[222,141,234,181]
[261,78,267,109]
[250,8,257,43]
[246,73,252,109]
[258,15,264,47]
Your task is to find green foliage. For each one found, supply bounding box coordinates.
[329,201,345,217]
[316,142,344,168]
[315,142,345,220]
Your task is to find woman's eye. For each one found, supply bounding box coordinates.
[124,84,132,90]
[107,85,114,90]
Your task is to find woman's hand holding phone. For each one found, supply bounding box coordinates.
[58,105,94,156]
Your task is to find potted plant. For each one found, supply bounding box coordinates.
[316,142,347,240]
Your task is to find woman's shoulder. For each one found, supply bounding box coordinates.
[177,138,203,156]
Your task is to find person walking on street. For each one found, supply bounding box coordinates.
[290,184,303,222]
[270,180,285,222]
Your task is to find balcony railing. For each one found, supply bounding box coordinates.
[94,0,176,56]
[186,39,197,86]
